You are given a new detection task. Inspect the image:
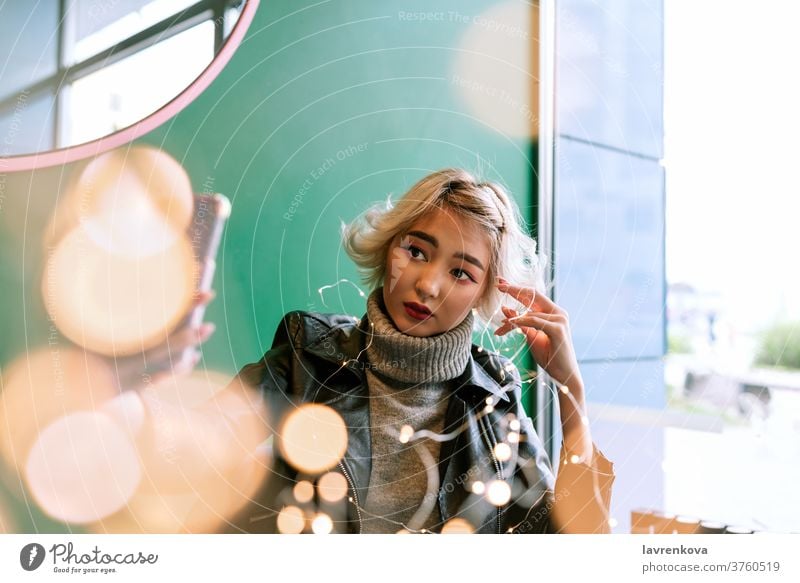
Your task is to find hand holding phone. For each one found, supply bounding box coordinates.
[110,193,230,390]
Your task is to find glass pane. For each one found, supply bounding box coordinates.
[69,0,202,64]
[0,1,59,102]
[556,0,664,158]
[0,91,56,156]
[62,21,215,147]
[555,139,665,362]
[662,0,800,532]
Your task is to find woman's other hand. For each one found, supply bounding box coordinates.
[494,278,593,461]
[494,278,582,390]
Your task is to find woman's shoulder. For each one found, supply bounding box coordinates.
[273,309,365,349]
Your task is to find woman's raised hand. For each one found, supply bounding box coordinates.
[494,278,583,391]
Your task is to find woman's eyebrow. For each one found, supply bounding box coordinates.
[407,230,485,271]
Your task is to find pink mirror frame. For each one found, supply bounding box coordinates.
[0,0,259,173]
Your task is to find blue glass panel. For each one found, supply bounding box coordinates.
[556,0,663,158]
[555,138,664,361]
[0,91,55,155]
[0,1,59,101]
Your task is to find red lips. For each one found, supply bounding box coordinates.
[403,301,432,321]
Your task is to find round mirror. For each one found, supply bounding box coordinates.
[0,0,258,171]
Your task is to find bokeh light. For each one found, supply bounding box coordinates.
[277,505,305,534]
[0,348,117,473]
[293,480,314,503]
[494,442,512,462]
[42,225,197,356]
[451,2,537,138]
[441,517,474,534]
[485,480,511,506]
[317,471,348,503]
[279,404,348,474]
[0,502,14,533]
[311,512,333,534]
[92,371,269,533]
[25,411,141,523]
[45,146,194,256]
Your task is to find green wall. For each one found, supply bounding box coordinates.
[0,0,538,531]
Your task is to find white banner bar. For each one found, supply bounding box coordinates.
[1,534,798,582]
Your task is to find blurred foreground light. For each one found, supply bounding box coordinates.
[311,512,333,534]
[494,442,512,462]
[471,481,486,495]
[293,481,314,504]
[277,505,305,534]
[25,411,141,523]
[94,372,269,533]
[46,146,194,256]
[485,480,511,506]
[42,226,197,356]
[441,518,474,534]
[451,2,537,138]
[0,348,117,472]
[317,472,347,503]
[279,404,347,474]
[0,502,14,533]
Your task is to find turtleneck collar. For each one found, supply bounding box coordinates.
[364,287,474,384]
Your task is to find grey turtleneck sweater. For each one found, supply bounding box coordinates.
[360,288,474,533]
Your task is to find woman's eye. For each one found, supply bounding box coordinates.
[452,268,475,282]
[402,244,426,260]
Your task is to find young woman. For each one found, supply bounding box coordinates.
[229,168,615,534]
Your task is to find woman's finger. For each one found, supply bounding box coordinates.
[497,279,558,314]
[145,323,215,364]
[506,313,563,338]
[193,289,216,307]
[494,321,515,336]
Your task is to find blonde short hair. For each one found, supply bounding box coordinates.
[342,168,548,327]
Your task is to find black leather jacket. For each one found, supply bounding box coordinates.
[227,310,615,534]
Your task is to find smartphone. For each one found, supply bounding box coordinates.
[174,192,231,368]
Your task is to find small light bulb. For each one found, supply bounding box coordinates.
[311,512,333,534]
[486,480,511,506]
[471,481,486,495]
[494,443,512,462]
[507,432,519,444]
[399,425,414,444]
[509,419,521,432]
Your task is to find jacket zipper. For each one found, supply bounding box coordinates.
[479,415,504,534]
[338,459,363,533]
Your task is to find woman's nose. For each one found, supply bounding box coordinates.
[415,270,440,300]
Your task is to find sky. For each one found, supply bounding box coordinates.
[664,0,800,332]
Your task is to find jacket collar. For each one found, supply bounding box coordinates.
[305,313,510,402]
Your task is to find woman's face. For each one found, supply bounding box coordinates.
[383,206,491,337]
